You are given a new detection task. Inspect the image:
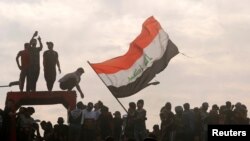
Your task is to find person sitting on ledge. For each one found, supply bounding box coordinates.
[58,67,84,98]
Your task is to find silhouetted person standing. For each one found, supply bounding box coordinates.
[43,42,61,91]
[59,68,84,98]
[68,102,84,141]
[54,117,68,141]
[134,99,147,141]
[2,100,16,141]
[113,111,123,141]
[16,43,31,92]
[29,31,43,91]
[182,103,195,141]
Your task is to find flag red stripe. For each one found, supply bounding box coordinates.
[91,16,162,74]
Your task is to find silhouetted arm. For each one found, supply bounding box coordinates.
[34,123,42,140]
[16,51,22,70]
[30,31,38,43]
[67,107,71,124]
[43,52,46,68]
[56,53,61,73]
[37,36,43,51]
[76,84,84,99]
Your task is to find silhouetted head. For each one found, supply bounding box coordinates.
[19,107,27,116]
[98,100,103,107]
[94,103,99,110]
[95,101,103,110]
[219,105,226,114]
[212,104,219,111]
[235,102,242,109]
[129,102,136,110]
[101,106,109,113]
[40,121,47,130]
[23,108,30,117]
[76,67,84,75]
[76,101,84,109]
[46,122,53,130]
[46,41,54,50]
[87,102,94,111]
[57,117,64,125]
[24,43,30,50]
[32,123,39,130]
[27,107,35,115]
[175,106,183,115]
[137,99,144,109]
[183,103,190,111]
[193,107,200,113]
[113,111,121,118]
[165,102,172,111]
[226,101,232,108]
[30,38,37,47]
[153,124,160,131]
[202,102,209,111]
[18,107,26,114]
[242,104,247,110]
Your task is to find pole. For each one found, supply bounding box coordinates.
[87,61,128,113]
[0,85,9,87]
[0,81,20,88]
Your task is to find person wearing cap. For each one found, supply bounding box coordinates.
[59,68,85,98]
[43,41,61,91]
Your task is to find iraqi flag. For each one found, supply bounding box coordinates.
[89,16,179,98]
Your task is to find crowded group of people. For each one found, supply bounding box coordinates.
[15,31,85,98]
[0,99,249,141]
[3,33,250,140]
[158,101,249,141]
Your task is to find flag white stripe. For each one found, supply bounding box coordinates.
[98,29,169,87]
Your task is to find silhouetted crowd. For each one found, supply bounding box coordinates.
[0,100,249,141]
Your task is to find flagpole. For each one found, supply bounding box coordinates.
[87,61,128,113]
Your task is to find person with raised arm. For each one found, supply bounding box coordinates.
[29,31,43,91]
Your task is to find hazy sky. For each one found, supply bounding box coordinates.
[1,0,250,130]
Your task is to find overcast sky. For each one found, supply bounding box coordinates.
[1,0,250,130]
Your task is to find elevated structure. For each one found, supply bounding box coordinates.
[6,91,77,110]
[5,91,77,141]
